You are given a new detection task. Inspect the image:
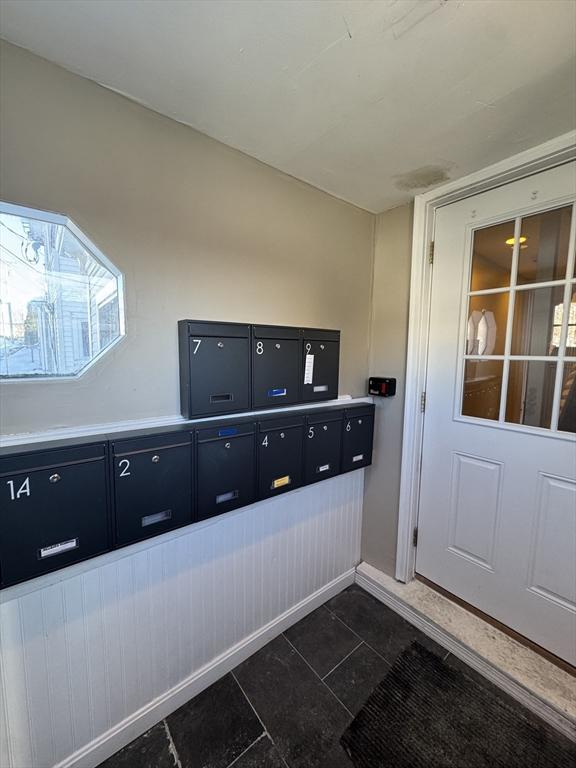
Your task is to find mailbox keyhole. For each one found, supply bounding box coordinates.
[275,343,281,349]
[217,342,224,348]
[280,432,285,438]
[152,455,160,463]
[49,473,61,484]
[225,442,231,449]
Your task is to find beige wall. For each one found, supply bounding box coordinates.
[0,42,374,435]
[362,203,413,576]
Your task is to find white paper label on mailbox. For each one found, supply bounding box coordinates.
[313,385,328,392]
[304,354,314,384]
[353,454,364,462]
[39,538,79,559]
[318,464,330,473]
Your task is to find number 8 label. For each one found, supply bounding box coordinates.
[256,341,264,355]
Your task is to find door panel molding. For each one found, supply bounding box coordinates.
[396,130,576,583]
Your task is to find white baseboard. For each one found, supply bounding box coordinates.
[354,565,576,742]
[54,568,355,768]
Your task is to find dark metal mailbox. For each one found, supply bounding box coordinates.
[257,414,304,499]
[178,320,251,418]
[301,328,340,403]
[341,404,375,472]
[112,431,193,546]
[303,409,344,485]
[0,442,110,587]
[251,325,301,408]
[197,421,256,521]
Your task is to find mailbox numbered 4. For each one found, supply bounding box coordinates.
[258,417,304,499]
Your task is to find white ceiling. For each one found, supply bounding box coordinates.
[1,0,575,213]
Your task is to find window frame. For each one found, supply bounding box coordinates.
[0,200,126,382]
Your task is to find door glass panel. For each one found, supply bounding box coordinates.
[558,363,576,433]
[470,220,515,291]
[467,294,508,355]
[461,202,575,433]
[517,206,572,285]
[462,360,503,420]
[505,361,556,428]
[560,286,576,357]
[511,285,565,356]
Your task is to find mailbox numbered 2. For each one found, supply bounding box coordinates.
[112,432,193,546]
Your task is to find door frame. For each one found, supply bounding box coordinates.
[395,130,576,583]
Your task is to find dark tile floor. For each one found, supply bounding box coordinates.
[98,583,536,768]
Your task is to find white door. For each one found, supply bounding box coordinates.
[416,162,576,664]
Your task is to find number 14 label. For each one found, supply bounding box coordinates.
[6,477,31,500]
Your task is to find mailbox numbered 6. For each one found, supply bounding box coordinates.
[341,406,375,472]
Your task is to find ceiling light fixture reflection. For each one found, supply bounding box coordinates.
[505,236,527,247]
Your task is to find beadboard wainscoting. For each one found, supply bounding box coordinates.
[0,471,363,768]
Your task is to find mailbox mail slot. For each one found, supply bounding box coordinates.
[0,442,110,587]
[197,421,256,521]
[301,328,340,403]
[179,320,251,418]
[304,409,344,485]
[341,404,375,472]
[252,325,301,408]
[257,415,304,499]
[112,432,193,546]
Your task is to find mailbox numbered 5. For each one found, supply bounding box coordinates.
[304,411,343,485]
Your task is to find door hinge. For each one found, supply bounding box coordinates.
[420,391,426,412]
[429,241,435,264]
[412,527,418,547]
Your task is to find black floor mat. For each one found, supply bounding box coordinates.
[341,642,576,768]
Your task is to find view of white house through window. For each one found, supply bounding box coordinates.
[0,203,124,378]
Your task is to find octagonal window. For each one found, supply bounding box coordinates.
[0,202,125,379]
